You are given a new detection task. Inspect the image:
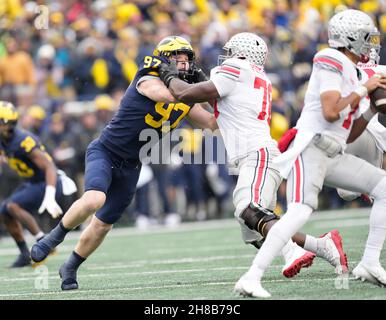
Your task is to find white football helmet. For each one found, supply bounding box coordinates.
[219,32,268,67]
[328,9,380,63]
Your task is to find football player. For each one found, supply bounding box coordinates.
[229,9,386,298]
[31,36,218,290]
[336,48,386,204]
[157,32,346,279]
[0,101,76,267]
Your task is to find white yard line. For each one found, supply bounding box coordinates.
[0,216,370,257]
[0,275,361,299]
[309,218,369,229]
[0,208,371,246]
[0,261,360,284]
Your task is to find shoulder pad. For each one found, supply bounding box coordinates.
[216,58,241,79]
[138,55,169,77]
[313,49,344,75]
[221,57,245,68]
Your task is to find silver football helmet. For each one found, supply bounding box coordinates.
[328,9,380,63]
[219,32,268,67]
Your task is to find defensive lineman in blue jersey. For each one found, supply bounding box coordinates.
[31,36,217,290]
[0,101,76,267]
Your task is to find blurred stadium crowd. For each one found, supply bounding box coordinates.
[0,0,385,232]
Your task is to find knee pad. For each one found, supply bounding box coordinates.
[371,176,386,201]
[240,204,280,236]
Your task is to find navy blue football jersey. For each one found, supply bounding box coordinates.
[0,128,51,182]
[99,55,192,160]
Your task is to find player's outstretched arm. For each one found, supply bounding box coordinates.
[159,62,220,104]
[137,78,177,103]
[169,79,220,104]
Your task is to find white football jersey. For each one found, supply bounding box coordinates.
[295,48,362,149]
[358,63,386,152]
[210,58,278,163]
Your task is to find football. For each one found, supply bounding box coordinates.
[370,87,386,114]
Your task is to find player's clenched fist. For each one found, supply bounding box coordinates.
[363,73,386,93]
[158,61,179,87]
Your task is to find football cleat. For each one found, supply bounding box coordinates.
[59,263,79,291]
[31,240,53,263]
[352,262,386,287]
[317,230,348,274]
[10,254,31,268]
[282,246,316,278]
[337,188,360,201]
[31,248,58,268]
[234,274,271,298]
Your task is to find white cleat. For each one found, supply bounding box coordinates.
[165,213,181,228]
[337,188,360,201]
[234,275,271,298]
[352,262,386,287]
[282,246,316,278]
[317,230,348,274]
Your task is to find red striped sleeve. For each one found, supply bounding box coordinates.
[220,65,240,75]
[313,56,343,72]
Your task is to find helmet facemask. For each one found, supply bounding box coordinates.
[352,29,380,63]
[169,50,196,82]
[153,36,196,83]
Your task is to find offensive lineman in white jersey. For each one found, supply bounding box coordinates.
[337,50,386,202]
[157,32,346,279]
[228,10,386,298]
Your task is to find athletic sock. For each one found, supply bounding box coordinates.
[281,240,298,262]
[41,221,71,248]
[65,251,86,271]
[304,235,320,253]
[16,240,30,256]
[35,231,45,242]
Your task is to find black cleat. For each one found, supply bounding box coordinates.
[10,254,31,268]
[59,264,79,290]
[31,241,52,263]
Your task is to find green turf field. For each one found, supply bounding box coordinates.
[0,207,385,300]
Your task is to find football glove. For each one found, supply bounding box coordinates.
[191,66,208,83]
[158,61,179,87]
[183,66,208,84]
[38,185,63,219]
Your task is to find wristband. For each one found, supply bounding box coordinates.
[354,85,368,98]
[45,185,56,198]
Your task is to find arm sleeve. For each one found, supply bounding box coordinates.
[210,66,238,97]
